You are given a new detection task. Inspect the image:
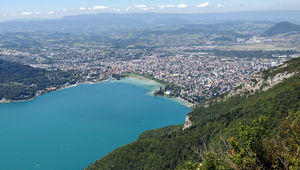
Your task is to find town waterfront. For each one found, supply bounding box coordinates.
[0,78,190,170]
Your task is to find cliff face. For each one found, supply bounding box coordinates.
[182,115,192,130]
[226,71,296,98]
[229,58,299,95]
[201,57,300,107]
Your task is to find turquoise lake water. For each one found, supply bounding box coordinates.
[0,78,190,170]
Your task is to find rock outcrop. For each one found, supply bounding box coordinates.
[205,57,299,107]
[226,71,296,99]
[182,115,192,130]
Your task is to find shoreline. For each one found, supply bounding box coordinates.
[0,74,194,108]
[0,78,110,104]
[124,73,194,108]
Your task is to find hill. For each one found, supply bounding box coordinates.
[86,57,300,169]
[1,11,300,33]
[263,21,300,36]
[0,59,79,102]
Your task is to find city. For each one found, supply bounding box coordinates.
[0,22,299,103]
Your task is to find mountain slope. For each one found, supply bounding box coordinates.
[0,59,78,102]
[263,21,300,36]
[1,11,300,33]
[86,57,300,170]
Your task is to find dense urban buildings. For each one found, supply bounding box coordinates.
[0,21,299,103]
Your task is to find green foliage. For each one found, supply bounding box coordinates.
[176,161,199,170]
[111,73,128,80]
[138,125,182,140]
[0,59,79,101]
[154,87,165,96]
[263,112,300,169]
[86,58,300,170]
[228,116,270,169]
[237,117,269,156]
[200,152,223,170]
[140,73,181,89]
[180,113,299,170]
[262,57,300,79]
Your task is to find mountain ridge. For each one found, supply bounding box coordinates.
[86,57,300,169]
[1,11,300,33]
[263,21,300,36]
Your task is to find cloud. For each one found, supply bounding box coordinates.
[159,4,188,9]
[63,8,68,12]
[48,11,55,15]
[126,5,154,11]
[112,8,121,12]
[177,3,187,8]
[21,11,32,16]
[35,11,41,15]
[217,4,224,8]
[159,4,176,9]
[79,7,87,11]
[93,6,108,10]
[196,2,210,8]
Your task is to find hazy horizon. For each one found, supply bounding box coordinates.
[1,10,300,23]
[1,0,300,22]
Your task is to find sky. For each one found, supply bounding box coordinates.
[1,0,300,21]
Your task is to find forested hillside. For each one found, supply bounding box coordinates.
[263,21,300,36]
[0,59,79,101]
[87,57,300,170]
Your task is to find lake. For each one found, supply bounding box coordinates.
[0,78,190,170]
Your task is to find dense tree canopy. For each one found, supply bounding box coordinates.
[0,59,79,101]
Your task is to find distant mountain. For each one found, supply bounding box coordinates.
[87,57,300,169]
[1,11,300,33]
[263,21,300,36]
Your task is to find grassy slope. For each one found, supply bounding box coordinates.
[87,57,300,170]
